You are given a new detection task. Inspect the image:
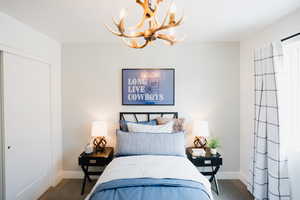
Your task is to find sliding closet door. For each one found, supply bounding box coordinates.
[3,52,51,200]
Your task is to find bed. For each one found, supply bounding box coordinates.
[86,112,214,200]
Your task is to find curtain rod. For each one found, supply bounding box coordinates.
[281,32,300,42]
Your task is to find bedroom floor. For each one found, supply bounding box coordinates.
[39,179,254,200]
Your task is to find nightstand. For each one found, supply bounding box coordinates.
[78,147,114,195]
[186,147,223,195]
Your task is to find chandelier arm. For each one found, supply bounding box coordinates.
[118,21,125,33]
[105,0,184,48]
[122,38,149,49]
[109,17,145,38]
[136,40,150,48]
[123,32,145,38]
[136,0,145,8]
[105,24,123,36]
[160,6,171,27]
[153,16,159,28]
[122,38,134,48]
[145,0,157,13]
[111,18,126,34]
[157,34,177,45]
[130,0,162,30]
[152,0,161,24]
[158,0,174,28]
[157,33,186,45]
[105,24,144,38]
[156,15,184,32]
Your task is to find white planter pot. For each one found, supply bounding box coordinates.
[210,148,217,155]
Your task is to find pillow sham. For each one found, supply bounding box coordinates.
[119,119,157,132]
[156,117,185,132]
[127,121,174,133]
[116,130,185,157]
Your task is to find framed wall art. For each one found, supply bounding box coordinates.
[122,68,175,105]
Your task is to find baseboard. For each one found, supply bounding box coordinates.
[239,171,248,186]
[53,170,63,186]
[63,170,241,180]
[216,171,241,179]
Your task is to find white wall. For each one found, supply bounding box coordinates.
[0,12,62,188]
[62,42,240,177]
[240,8,300,198]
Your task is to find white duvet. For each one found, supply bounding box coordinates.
[87,155,213,199]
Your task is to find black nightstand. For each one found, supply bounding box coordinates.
[186,147,223,195]
[78,147,114,195]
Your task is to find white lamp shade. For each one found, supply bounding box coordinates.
[193,121,210,137]
[91,121,107,137]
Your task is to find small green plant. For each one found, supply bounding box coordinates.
[208,138,221,149]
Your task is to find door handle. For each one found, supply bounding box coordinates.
[8,146,11,149]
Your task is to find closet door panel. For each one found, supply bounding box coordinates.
[3,52,51,200]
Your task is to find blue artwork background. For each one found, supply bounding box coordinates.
[122,69,174,105]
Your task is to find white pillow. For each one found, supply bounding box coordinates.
[127,121,174,133]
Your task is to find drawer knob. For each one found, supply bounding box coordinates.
[204,160,211,164]
[89,160,97,164]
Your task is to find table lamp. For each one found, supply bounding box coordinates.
[91,121,107,152]
[193,120,210,148]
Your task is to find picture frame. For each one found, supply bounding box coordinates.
[122,68,175,106]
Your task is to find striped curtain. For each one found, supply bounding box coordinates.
[248,43,291,200]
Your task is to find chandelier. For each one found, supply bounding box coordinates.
[105,0,184,49]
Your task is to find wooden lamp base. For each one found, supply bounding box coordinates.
[93,137,107,152]
[194,136,207,149]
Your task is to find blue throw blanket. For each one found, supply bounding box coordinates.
[89,178,211,200]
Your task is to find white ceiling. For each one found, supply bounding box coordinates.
[0,0,300,44]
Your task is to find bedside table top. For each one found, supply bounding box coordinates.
[80,147,114,159]
[186,147,221,159]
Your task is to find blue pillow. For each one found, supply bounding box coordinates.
[116,130,185,157]
[119,119,157,132]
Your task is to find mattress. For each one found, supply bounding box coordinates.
[86,155,213,200]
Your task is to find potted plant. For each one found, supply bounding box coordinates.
[207,138,221,155]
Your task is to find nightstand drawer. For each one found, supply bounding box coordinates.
[78,157,112,166]
[78,147,114,166]
[189,156,222,167]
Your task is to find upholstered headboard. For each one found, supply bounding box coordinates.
[119,112,178,122]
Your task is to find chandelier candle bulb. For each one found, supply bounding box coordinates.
[119,8,127,19]
[170,3,177,13]
[169,3,177,24]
